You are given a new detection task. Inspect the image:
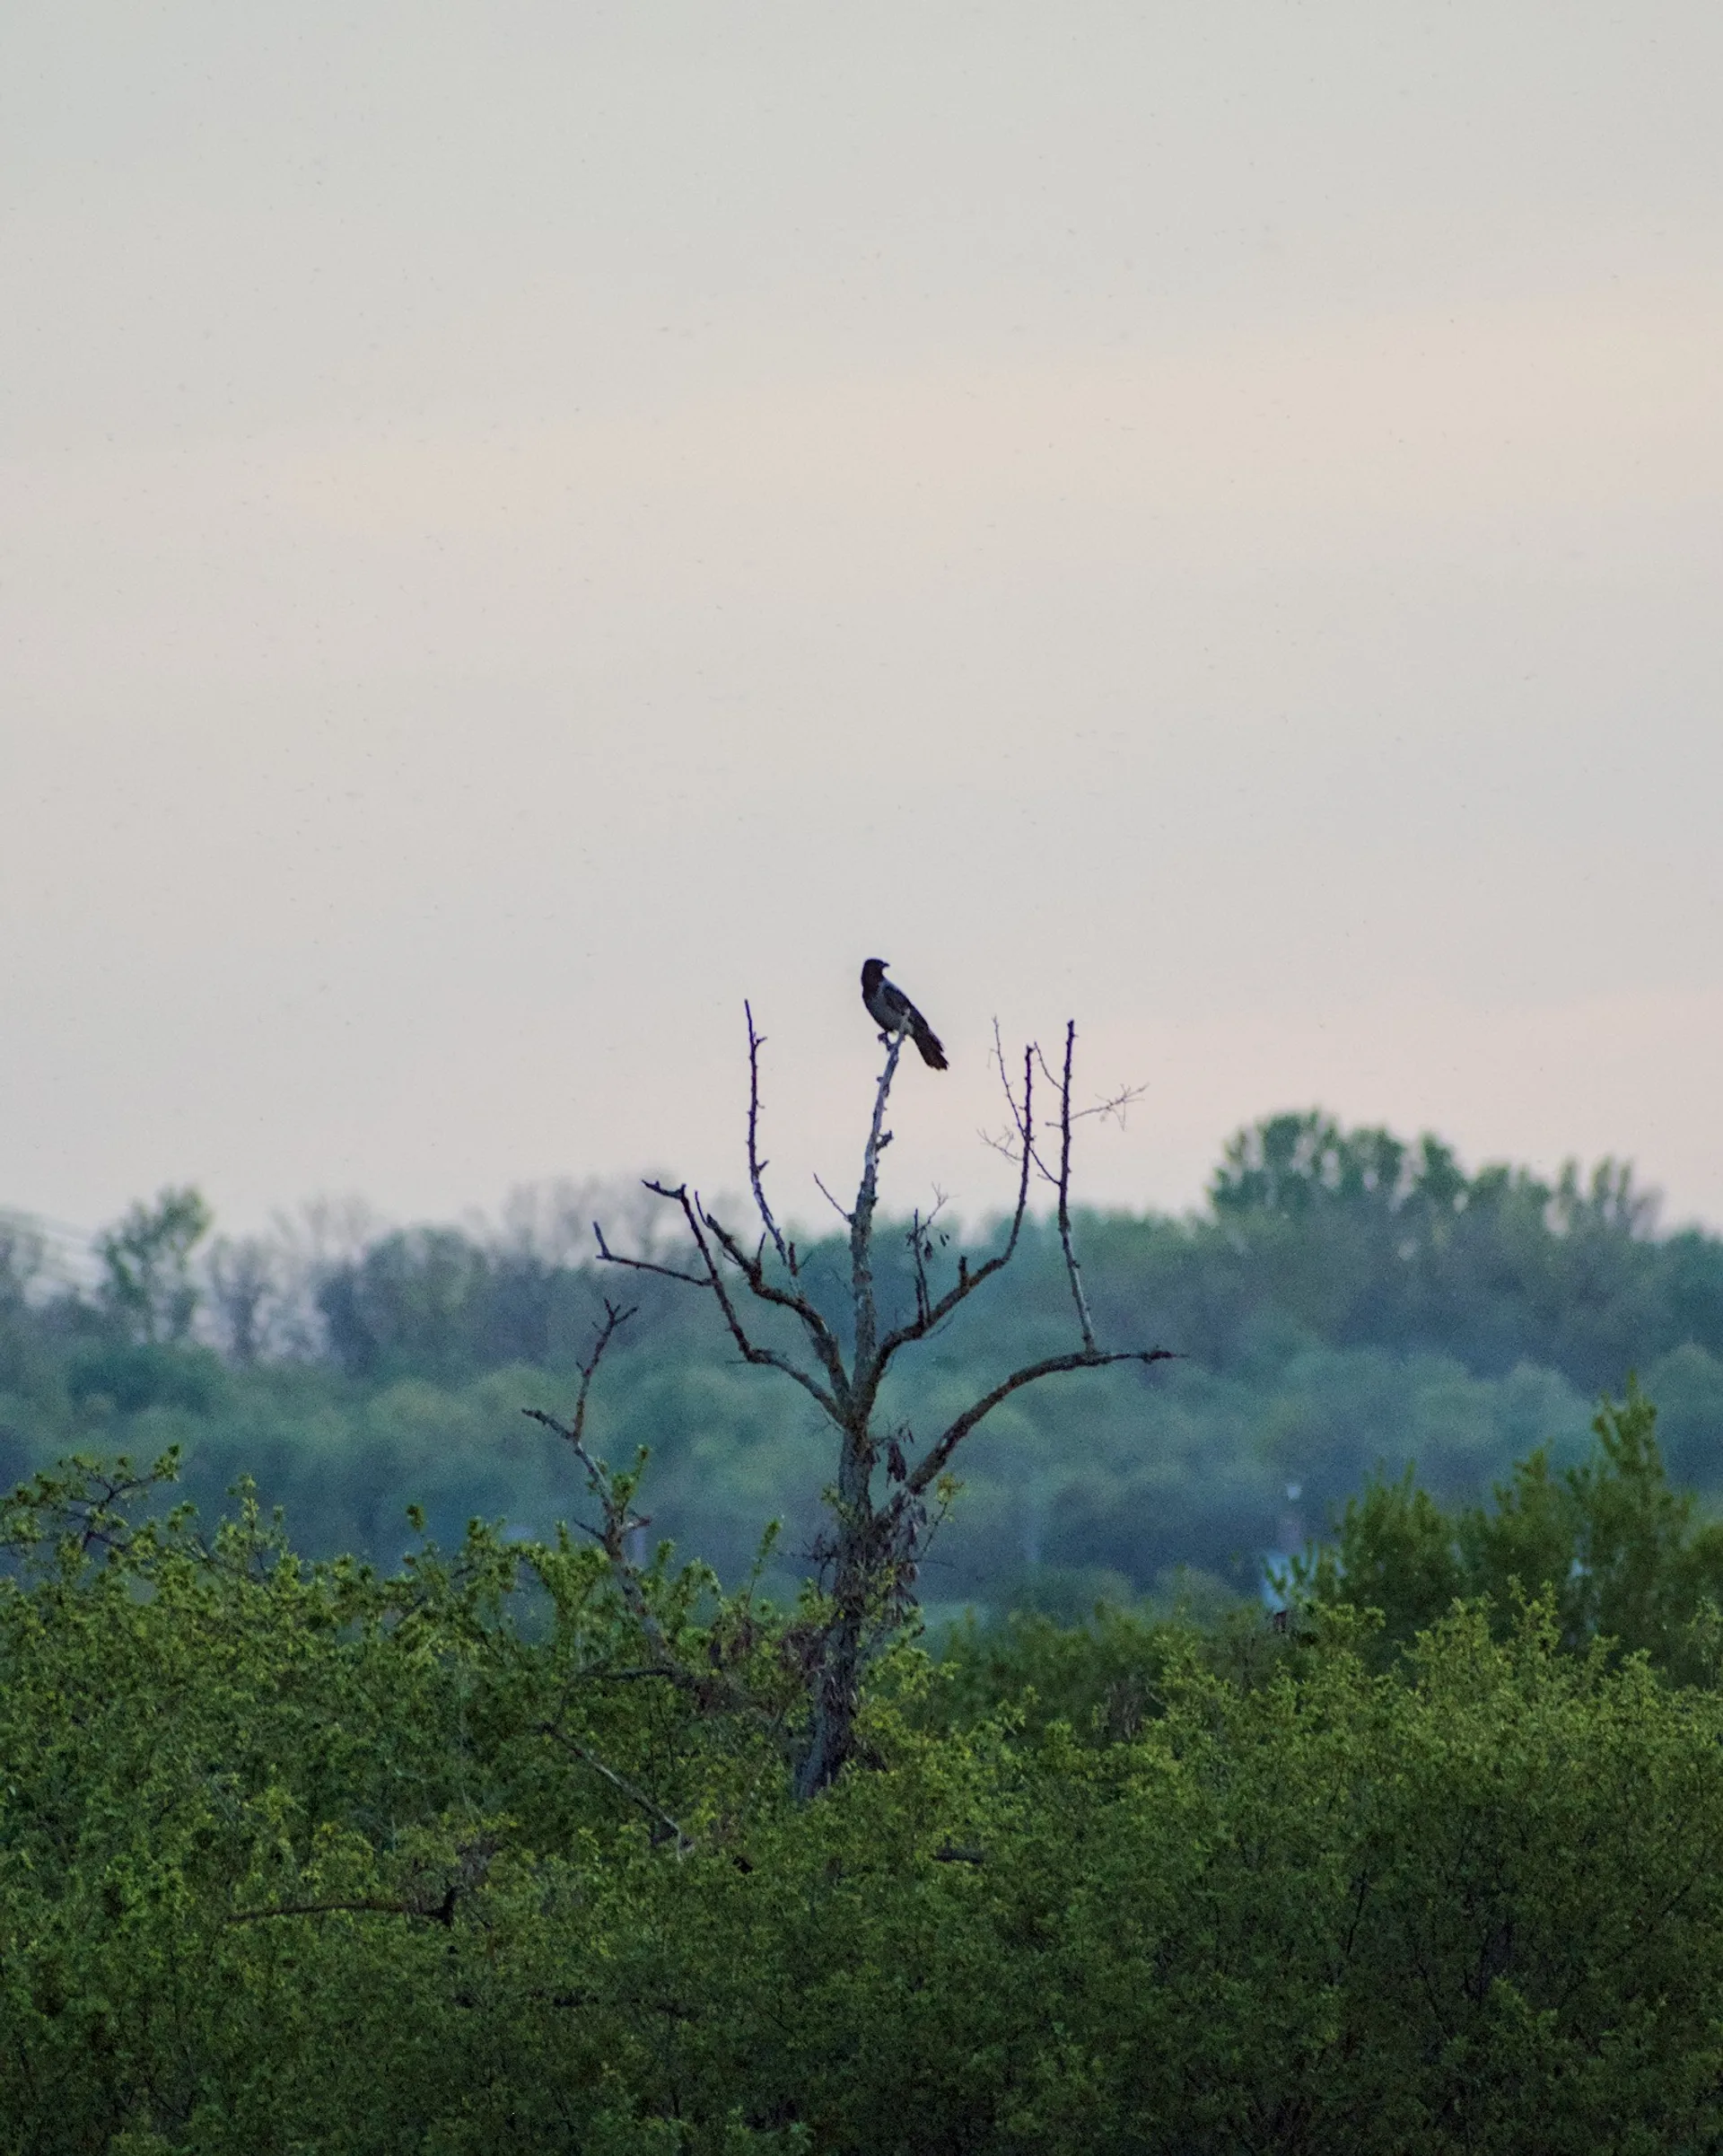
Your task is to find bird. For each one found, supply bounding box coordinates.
[860,959,949,1070]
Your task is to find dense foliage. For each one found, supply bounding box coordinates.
[7,1397,1723,2154]
[1294,1381,1723,1678]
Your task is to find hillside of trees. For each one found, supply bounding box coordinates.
[4,1109,1723,1615]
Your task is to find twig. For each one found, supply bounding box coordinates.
[232,1840,495,1927]
[590,1222,706,1286]
[909,1207,931,1327]
[523,1298,636,1466]
[907,1344,1178,1497]
[536,1722,693,1854]
[230,1896,450,1926]
[980,1021,1056,1183]
[905,1196,950,1330]
[595,1182,847,1417]
[1075,1080,1148,1128]
[1054,1021,1098,1354]
[744,1001,792,1268]
[523,1301,696,1672]
[811,1171,852,1224]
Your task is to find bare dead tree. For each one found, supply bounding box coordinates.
[549,1000,1173,1800]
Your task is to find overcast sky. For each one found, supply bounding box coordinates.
[4,1,1720,1248]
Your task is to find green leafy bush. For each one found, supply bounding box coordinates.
[7,1441,1723,2153]
[1296,1381,1723,1680]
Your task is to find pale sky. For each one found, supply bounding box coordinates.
[4,1,1721,1247]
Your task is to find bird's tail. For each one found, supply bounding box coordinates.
[913,1021,949,1071]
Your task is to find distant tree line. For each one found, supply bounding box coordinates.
[187,1112,1723,1394]
[4,1112,1723,1599]
[292,1116,1723,1403]
[10,1109,1719,1397]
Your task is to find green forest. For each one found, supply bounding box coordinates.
[9,1107,1723,2150]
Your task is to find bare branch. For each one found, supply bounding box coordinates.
[523,1301,700,1674]
[596,1180,844,1415]
[591,1215,707,1286]
[849,1035,905,1379]
[523,1297,636,1464]
[680,1201,845,1416]
[861,1045,1036,1402]
[908,1345,1178,1496]
[536,1722,693,1854]
[231,1897,442,1926]
[695,1199,852,1409]
[232,1838,497,1926]
[655,1013,853,1404]
[811,1171,852,1224]
[744,1000,792,1268]
[599,1158,850,1424]
[1054,1021,1098,1354]
[1075,1079,1148,1128]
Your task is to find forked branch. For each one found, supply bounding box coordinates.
[522,1296,636,1487]
[595,1182,845,1417]
[522,1300,678,1667]
[862,1044,1036,1404]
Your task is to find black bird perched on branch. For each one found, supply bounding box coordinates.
[861,959,949,1070]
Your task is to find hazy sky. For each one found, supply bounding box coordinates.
[4,1,1721,1249]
